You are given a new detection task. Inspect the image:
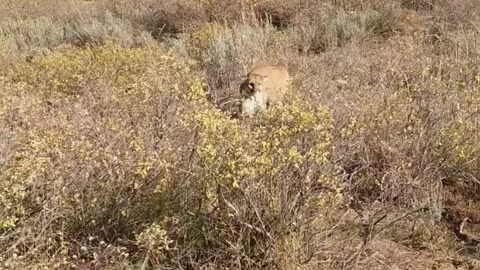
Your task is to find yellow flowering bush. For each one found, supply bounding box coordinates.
[175,91,344,267]
[187,98,339,198]
[185,23,227,62]
[437,118,480,174]
[136,221,173,254]
[0,43,204,266]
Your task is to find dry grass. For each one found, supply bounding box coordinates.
[1,0,480,269]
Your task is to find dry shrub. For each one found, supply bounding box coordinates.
[8,42,159,96]
[300,34,480,218]
[0,0,211,66]
[142,93,345,268]
[61,11,153,47]
[0,43,203,267]
[0,0,93,19]
[104,0,208,37]
[2,0,480,268]
[0,42,345,269]
[397,10,428,37]
[293,33,480,267]
[201,0,245,23]
[0,13,154,68]
[0,17,65,64]
[400,0,441,11]
[255,0,306,29]
[411,0,480,51]
[183,22,280,102]
[429,0,480,32]
[292,3,401,53]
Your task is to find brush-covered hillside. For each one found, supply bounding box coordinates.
[1,0,480,269]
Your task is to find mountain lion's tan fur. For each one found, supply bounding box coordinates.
[239,64,291,116]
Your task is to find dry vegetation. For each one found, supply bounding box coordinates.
[1,0,480,269]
